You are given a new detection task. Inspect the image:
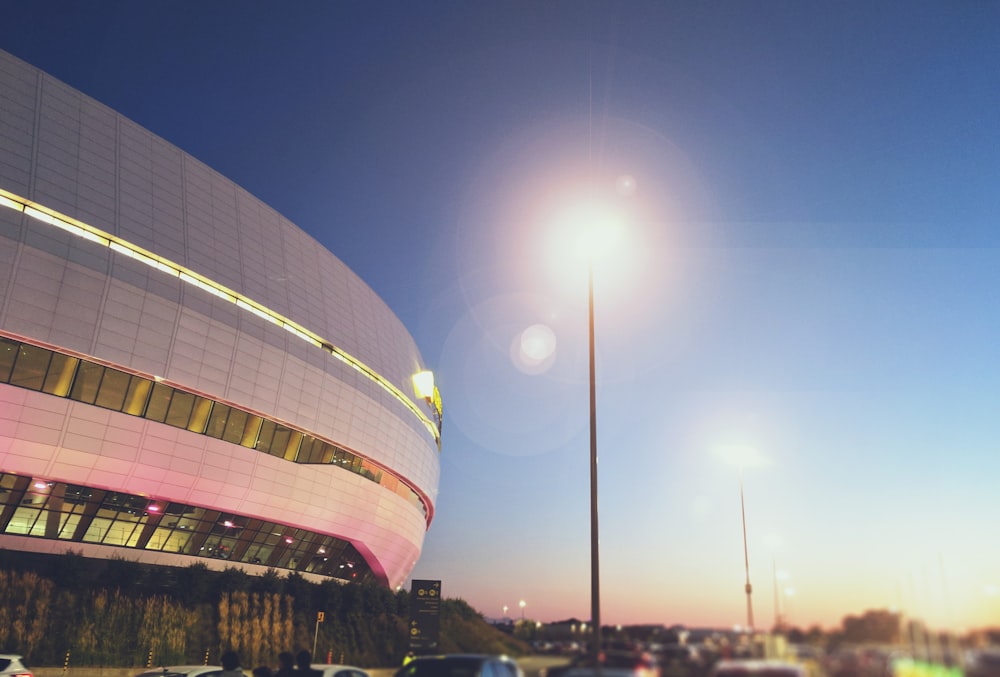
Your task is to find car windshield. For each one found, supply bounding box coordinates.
[400,659,484,677]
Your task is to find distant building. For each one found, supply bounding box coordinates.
[0,49,441,587]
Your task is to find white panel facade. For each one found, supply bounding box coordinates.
[0,49,439,588]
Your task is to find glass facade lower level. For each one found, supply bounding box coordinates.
[0,471,374,582]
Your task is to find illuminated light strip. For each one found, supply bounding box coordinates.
[0,195,23,212]
[236,298,281,325]
[1,189,440,443]
[284,322,322,347]
[179,271,237,303]
[24,206,111,246]
[109,241,179,277]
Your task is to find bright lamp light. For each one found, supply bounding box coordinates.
[556,200,626,263]
[412,370,435,401]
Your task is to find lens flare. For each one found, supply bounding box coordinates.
[510,323,557,374]
[615,174,637,196]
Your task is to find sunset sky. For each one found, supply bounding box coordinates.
[2,1,999,632]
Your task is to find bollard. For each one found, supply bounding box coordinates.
[340,654,344,665]
[147,650,154,668]
[62,651,70,675]
[326,651,332,663]
[204,649,211,665]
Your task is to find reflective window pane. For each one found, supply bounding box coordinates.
[94,368,131,410]
[70,361,105,404]
[187,397,213,433]
[256,420,277,452]
[5,507,42,535]
[222,409,248,444]
[165,391,195,428]
[240,416,262,448]
[10,344,52,390]
[123,377,152,416]
[205,402,230,439]
[0,338,17,381]
[42,353,79,396]
[145,382,173,422]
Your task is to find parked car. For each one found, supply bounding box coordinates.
[708,660,806,677]
[0,654,32,677]
[544,650,660,677]
[966,649,1000,677]
[394,654,524,677]
[656,645,706,677]
[312,663,372,677]
[135,666,238,677]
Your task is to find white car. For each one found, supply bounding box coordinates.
[709,660,806,677]
[0,655,32,677]
[135,667,239,677]
[313,664,372,677]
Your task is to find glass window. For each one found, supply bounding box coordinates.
[82,517,111,543]
[256,420,277,453]
[123,376,153,416]
[0,337,18,381]
[102,515,143,547]
[298,438,328,464]
[164,391,195,428]
[246,546,273,565]
[70,361,105,404]
[9,344,52,391]
[5,507,42,535]
[333,448,357,471]
[240,416,262,448]
[269,425,293,458]
[168,504,207,533]
[64,485,93,505]
[94,368,131,410]
[42,353,79,397]
[187,397,213,433]
[222,408,248,444]
[148,526,194,554]
[360,460,382,483]
[145,382,173,422]
[205,402,230,439]
[58,512,83,539]
[280,430,301,460]
[250,529,284,564]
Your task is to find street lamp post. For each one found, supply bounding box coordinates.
[588,262,603,664]
[739,470,754,633]
[550,189,627,670]
[519,600,526,621]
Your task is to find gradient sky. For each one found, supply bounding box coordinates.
[2,1,999,633]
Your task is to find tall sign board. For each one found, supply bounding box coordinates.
[408,579,441,653]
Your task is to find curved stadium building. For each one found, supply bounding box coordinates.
[0,50,441,588]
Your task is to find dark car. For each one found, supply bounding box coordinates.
[395,654,524,677]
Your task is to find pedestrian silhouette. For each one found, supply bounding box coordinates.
[220,651,244,677]
[295,650,323,677]
[275,652,296,677]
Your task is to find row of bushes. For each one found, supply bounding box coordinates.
[0,550,529,668]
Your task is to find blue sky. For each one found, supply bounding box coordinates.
[3,1,1000,631]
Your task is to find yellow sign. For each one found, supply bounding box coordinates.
[317,612,325,622]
